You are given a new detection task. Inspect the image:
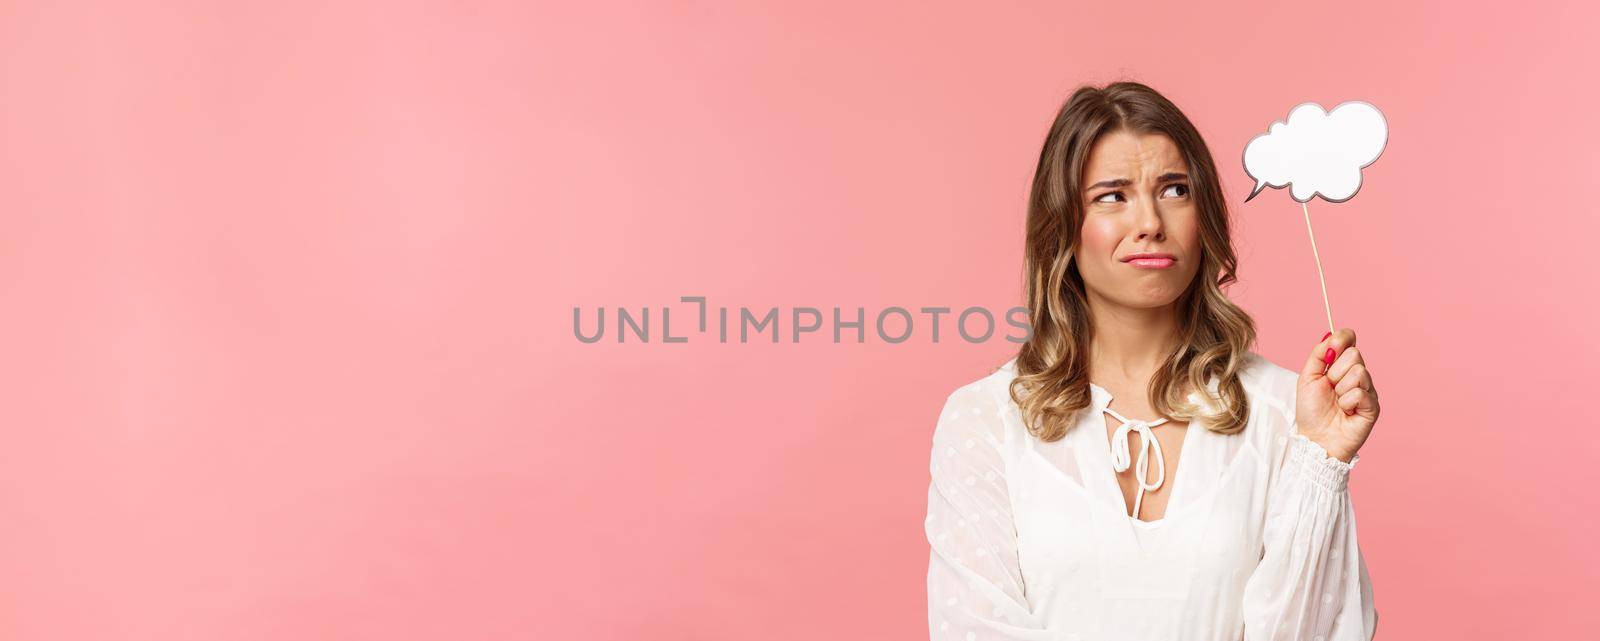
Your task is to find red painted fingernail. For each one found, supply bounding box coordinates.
[1323,348,1336,364]
[1321,332,1332,342]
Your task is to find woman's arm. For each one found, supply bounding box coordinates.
[1239,428,1378,641]
[925,382,1054,640]
[1240,328,1381,639]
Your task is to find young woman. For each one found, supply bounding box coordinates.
[924,82,1380,640]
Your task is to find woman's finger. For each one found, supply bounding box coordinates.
[1338,386,1379,418]
[1334,363,1370,397]
[1337,386,1366,414]
[1301,332,1335,378]
[1301,328,1356,378]
[1327,346,1364,384]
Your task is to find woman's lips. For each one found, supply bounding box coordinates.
[1126,257,1175,268]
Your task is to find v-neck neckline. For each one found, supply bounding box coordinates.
[1088,382,1200,527]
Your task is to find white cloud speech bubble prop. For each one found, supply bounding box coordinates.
[1243,101,1387,203]
[1241,100,1388,335]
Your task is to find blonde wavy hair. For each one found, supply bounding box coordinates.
[1009,81,1258,441]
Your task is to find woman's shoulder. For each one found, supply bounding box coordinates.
[1234,351,1307,452]
[1238,350,1299,419]
[928,358,1021,449]
[938,357,1021,412]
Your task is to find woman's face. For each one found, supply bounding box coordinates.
[1074,129,1203,310]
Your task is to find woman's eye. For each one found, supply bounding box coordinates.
[1094,192,1124,203]
[1161,183,1190,198]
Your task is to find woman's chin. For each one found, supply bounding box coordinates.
[1120,283,1184,307]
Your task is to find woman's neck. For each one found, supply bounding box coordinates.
[1086,292,1181,386]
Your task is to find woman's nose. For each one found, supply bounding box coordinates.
[1136,198,1165,240]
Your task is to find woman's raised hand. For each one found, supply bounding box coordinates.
[1294,328,1380,463]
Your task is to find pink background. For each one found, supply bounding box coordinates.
[2,1,1596,639]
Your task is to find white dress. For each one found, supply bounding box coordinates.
[924,352,1377,641]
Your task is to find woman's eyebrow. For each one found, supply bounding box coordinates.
[1086,178,1131,190]
[1086,172,1188,191]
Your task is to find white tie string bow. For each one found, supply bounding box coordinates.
[1104,407,1170,520]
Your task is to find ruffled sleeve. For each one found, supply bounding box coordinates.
[924,382,1054,640]
[1240,416,1379,641]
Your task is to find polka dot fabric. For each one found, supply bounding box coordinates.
[926,380,1057,640]
[924,353,1378,640]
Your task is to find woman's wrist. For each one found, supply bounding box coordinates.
[1322,441,1358,464]
[1296,426,1361,464]
[1288,433,1358,493]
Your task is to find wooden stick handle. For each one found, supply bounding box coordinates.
[1302,200,1335,335]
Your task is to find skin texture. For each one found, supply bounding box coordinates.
[1078,130,1379,522]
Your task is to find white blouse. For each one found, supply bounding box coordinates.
[924,352,1377,641]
